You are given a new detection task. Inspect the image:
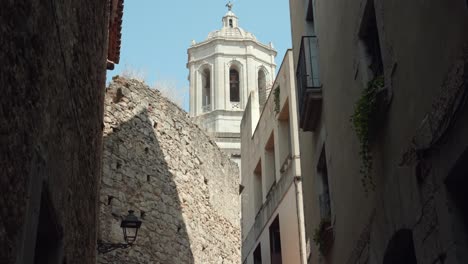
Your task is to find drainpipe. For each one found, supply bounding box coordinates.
[293,158,308,264]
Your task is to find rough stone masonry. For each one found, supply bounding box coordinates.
[0,0,108,263]
[99,77,240,264]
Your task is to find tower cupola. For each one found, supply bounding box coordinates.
[223,2,239,28]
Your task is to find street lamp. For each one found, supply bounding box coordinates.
[97,210,143,254]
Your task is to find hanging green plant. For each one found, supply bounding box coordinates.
[350,75,384,194]
[312,218,333,256]
[274,86,280,113]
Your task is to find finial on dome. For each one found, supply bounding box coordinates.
[226,1,233,11]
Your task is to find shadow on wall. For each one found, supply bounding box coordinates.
[99,109,194,264]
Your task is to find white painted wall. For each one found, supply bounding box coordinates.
[244,187,302,264]
[241,51,305,263]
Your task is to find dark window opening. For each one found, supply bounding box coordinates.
[34,186,62,264]
[202,68,211,107]
[317,148,331,219]
[359,0,383,78]
[230,68,240,102]
[446,148,468,252]
[269,216,283,264]
[254,160,263,216]
[107,195,114,205]
[306,0,314,22]
[253,244,262,264]
[147,175,151,182]
[229,19,233,28]
[383,229,417,264]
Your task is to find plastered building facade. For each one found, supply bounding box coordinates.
[289,0,468,263]
[240,51,307,264]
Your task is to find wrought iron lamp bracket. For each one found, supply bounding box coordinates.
[97,240,132,254]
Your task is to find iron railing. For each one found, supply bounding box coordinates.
[296,36,321,114]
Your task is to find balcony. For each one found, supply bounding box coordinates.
[296,36,322,132]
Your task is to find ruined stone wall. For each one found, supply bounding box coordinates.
[0,1,108,263]
[99,77,240,264]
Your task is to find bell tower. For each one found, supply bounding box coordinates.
[187,2,277,167]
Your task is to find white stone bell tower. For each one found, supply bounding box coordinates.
[187,2,277,167]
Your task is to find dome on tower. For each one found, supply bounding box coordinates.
[207,27,257,40]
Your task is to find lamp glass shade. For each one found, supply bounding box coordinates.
[120,210,142,244]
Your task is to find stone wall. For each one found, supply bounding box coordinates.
[99,77,240,264]
[0,1,108,263]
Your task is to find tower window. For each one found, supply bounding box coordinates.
[202,68,211,108]
[230,68,240,102]
[258,70,267,108]
[229,19,233,28]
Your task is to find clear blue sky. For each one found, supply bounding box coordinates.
[107,0,292,110]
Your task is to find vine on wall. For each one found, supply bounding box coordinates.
[312,218,333,256]
[274,86,280,113]
[350,75,384,194]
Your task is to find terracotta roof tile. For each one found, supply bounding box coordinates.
[108,0,124,65]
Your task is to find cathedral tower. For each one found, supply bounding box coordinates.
[187,3,277,166]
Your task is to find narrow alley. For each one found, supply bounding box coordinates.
[1,1,468,264]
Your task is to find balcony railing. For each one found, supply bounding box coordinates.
[296,36,322,131]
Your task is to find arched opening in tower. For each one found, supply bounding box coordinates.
[258,70,266,108]
[202,68,211,108]
[230,68,240,102]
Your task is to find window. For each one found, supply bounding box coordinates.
[264,132,276,197]
[306,0,314,22]
[253,244,262,264]
[229,19,233,28]
[446,148,468,261]
[34,187,62,264]
[358,0,383,80]
[202,68,211,107]
[317,148,331,219]
[258,70,267,108]
[269,216,283,264]
[230,68,240,102]
[383,229,417,264]
[254,159,263,215]
[278,107,291,174]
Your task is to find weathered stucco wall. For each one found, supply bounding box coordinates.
[99,77,240,264]
[0,1,108,263]
[289,0,468,263]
